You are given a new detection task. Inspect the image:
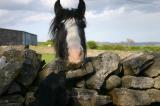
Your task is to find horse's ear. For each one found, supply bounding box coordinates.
[54,0,63,16]
[78,0,86,17]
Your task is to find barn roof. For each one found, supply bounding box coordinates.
[0,28,37,36]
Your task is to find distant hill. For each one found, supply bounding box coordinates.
[97,42,160,46]
[133,42,160,46]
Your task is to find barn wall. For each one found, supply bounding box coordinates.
[0,28,37,46]
[0,29,23,45]
[30,35,37,45]
[23,32,37,46]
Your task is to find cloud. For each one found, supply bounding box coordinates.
[12,0,33,4]
[40,0,56,8]
[86,7,126,20]
[86,0,160,13]
[1,0,159,13]
[0,0,54,12]
[0,0,160,42]
[85,7,160,42]
[0,0,55,27]
[23,12,53,23]
[0,9,27,26]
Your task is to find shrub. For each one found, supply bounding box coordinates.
[87,41,98,49]
[38,40,54,46]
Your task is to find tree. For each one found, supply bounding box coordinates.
[126,38,135,46]
[87,41,98,49]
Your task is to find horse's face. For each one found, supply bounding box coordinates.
[51,0,86,66]
[65,18,85,65]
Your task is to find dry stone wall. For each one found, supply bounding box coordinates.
[0,47,160,106]
[0,48,45,106]
[38,52,160,106]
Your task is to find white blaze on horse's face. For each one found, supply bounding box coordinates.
[64,18,84,64]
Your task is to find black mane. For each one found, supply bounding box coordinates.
[50,0,87,60]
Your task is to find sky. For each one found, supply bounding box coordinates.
[0,0,160,42]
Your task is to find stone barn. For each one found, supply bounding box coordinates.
[0,28,37,46]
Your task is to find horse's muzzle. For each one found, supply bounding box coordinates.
[68,47,84,65]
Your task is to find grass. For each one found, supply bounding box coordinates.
[30,46,56,64]
[97,45,160,52]
[42,53,56,64]
[30,44,160,64]
[38,41,53,46]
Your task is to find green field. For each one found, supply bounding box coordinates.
[87,41,160,52]
[97,45,160,52]
[41,53,55,64]
[31,43,160,64]
[30,46,55,64]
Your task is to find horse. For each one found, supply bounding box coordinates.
[50,0,87,66]
[30,0,87,106]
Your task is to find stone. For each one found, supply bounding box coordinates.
[28,86,39,93]
[0,61,22,96]
[147,89,160,103]
[66,62,94,79]
[3,49,24,62]
[72,88,97,106]
[17,49,42,87]
[110,88,160,106]
[38,53,120,90]
[0,49,24,96]
[38,59,65,83]
[76,80,86,88]
[122,52,154,75]
[110,88,152,106]
[86,52,120,90]
[144,53,160,77]
[105,75,121,90]
[0,103,23,106]
[0,95,25,104]
[72,88,98,98]
[0,56,7,69]
[72,88,112,106]
[25,92,36,106]
[122,76,154,89]
[0,47,3,55]
[95,95,112,106]
[38,59,94,87]
[17,64,37,87]
[154,76,160,89]
[7,82,21,95]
